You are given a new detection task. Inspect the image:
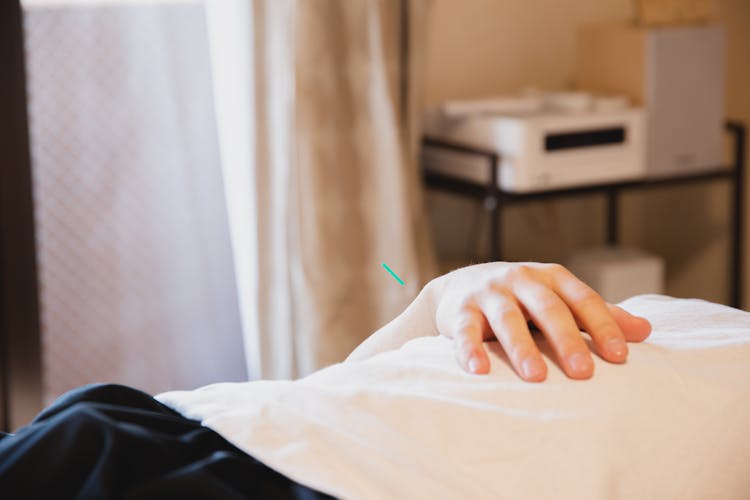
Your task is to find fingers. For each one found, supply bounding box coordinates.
[550,269,629,364]
[445,262,654,382]
[476,289,547,382]
[452,303,490,374]
[608,304,652,342]
[511,279,594,379]
[550,265,652,364]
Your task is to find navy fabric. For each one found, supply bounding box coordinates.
[0,384,333,499]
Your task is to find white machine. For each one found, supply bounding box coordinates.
[422,92,646,193]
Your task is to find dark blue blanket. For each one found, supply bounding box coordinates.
[0,384,332,499]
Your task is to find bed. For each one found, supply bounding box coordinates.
[158,294,750,499]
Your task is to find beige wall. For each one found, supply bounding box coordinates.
[422,0,750,308]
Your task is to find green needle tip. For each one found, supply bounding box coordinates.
[382,262,405,286]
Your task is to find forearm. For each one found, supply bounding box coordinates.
[345,276,444,362]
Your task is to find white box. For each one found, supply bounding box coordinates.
[564,246,665,304]
[576,23,725,177]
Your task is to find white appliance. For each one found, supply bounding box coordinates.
[422,92,646,193]
[576,23,725,177]
[564,246,665,304]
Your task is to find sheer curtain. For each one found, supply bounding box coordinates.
[206,0,298,380]
[292,0,436,375]
[207,0,436,379]
[23,0,435,395]
[23,0,247,403]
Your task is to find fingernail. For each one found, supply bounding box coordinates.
[468,357,481,373]
[569,352,593,374]
[606,337,628,358]
[522,357,545,380]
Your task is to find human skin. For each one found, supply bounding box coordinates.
[347,261,652,382]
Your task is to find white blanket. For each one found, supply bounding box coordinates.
[158,295,750,499]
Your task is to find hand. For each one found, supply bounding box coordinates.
[432,262,652,381]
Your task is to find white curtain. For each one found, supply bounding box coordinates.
[206,0,297,380]
[23,0,435,393]
[207,0,436,380]
[24,1,248,402]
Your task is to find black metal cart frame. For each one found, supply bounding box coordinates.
[423,121,746,309]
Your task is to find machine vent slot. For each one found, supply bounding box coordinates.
[545,127,625,151]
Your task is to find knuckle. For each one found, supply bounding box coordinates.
[590,321,621,340]
[454,335,476,352]
[453,315,474,332]
[496,303,518,323]
[479,290,519,324]
[557,338,586,357]
[507,264,534,281]
[510,343,537,361]
[485,279,508,294]
[546,262,567,275]
[458,296,478,312]
[454,313,480,335]
[534,294,563,314]
[476,285,504,304]
[491,292,517,313]
[568,283,602,304]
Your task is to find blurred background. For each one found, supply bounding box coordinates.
[1,0,748,430]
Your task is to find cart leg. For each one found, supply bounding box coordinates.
[485,195,501,262]
[730,123,745,309]
[606,189,619,246]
